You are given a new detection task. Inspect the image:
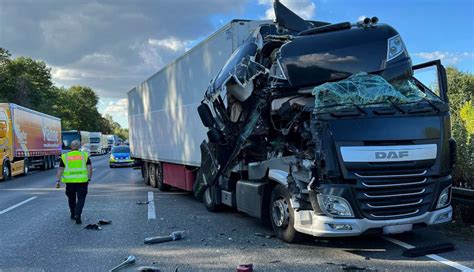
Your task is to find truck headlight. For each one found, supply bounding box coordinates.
[317,194,354,218]
[387,34,405,62]
[436,185,451,209]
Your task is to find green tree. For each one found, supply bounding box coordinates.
[446,67,474,184]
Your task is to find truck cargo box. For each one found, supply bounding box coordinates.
[0,103,61,157]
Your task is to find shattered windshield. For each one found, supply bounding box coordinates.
[312,72,441,112]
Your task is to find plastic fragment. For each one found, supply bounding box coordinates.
[137,266,161,272]
[98,220,112,225]
[402,243,455,257]
[84,224,102,230]
[236,264,253,272]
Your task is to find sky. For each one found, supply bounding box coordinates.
[1,0,473,128]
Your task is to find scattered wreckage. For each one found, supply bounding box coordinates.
[129,0,454,242]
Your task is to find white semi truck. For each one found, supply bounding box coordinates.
[129,2,454,242]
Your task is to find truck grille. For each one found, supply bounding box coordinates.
[354,170,435,220]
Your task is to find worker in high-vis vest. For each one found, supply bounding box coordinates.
[56,140,92,224]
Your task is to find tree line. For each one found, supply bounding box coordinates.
[0,48,128,140]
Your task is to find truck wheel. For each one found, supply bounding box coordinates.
[1,161,10,181]
[270,184,302,243]
[155,162,170,191]
[22,159,29,176]
[203,186,221,212]
[40,156,47,170]
[143,162,150,185]
[149,163,157,188]
[50,156,56,168]
[47,156,52,169]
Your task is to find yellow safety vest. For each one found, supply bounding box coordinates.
[61,151,89,183]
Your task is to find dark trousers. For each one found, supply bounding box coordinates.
[65,183,88,217]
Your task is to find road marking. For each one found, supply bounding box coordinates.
[383,237,474,272]
[0,196,38,215]
[147,192,156,220]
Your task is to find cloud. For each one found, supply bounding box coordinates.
[258,0,316,20]
[104,98,128,117]
[0,0,248,99]
[414,51,474,65]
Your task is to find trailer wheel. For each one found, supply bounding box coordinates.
[40,156,47,170]
[155,162,170,191]
[1,161,10,181]
[149,163,157,188]
[22,159,29,176]
[203,186,221,212]
[270,184,302,243]
[47,156,52,169]
[143,162,150,185]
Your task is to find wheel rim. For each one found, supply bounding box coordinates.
[272,197,290,228]
[204,187,212,204]
[4,164,9,178]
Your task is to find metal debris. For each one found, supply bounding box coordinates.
[109,255,136,272]
[144,231,184,244]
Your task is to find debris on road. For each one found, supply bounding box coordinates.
[137,266,161,272]
[136,201,150,205]
[236,264,253,272]
[402,243,455,257]
[109,255,136,272]
[84,224,102,230]
[326,263,377,272]
[98,220,112,225]
[269,260,281,264]
[144,231,184,244]
[254,232,276,239]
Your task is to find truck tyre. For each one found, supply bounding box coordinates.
[143,162,150,185]
[270,184,303,243]
[51,156,56,168]
[203,186,221,212]
[47,156,52,169]
[40,156,47,170]
[1,161,10,181]
[149,163,157,188]
[22,159,29,176]
[155,162,170,191]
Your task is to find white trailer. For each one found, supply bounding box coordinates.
[128,20,267,189]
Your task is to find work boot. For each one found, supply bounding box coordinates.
[74,215,82,224]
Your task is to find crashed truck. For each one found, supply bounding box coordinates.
[129,1,455,242]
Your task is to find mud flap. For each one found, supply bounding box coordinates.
[193,141,219,199]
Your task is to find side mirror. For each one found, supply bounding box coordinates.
[198,103,215,128]
[0,121,7,138]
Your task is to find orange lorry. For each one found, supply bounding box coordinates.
[0,103,61,181]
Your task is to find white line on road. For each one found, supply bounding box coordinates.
[147,192,156,220]
[0,196,38,215]
[383,237,474,272]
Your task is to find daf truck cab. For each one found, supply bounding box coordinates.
[194,2,455,242]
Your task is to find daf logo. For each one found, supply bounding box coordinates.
[375,151,409,159]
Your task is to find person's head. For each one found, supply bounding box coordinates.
[70,140,81,151]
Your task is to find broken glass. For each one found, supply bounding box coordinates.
[311,72,441,112]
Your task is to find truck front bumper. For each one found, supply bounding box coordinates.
[293,206,452,237]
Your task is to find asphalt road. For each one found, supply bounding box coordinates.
[0,155,473,272]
